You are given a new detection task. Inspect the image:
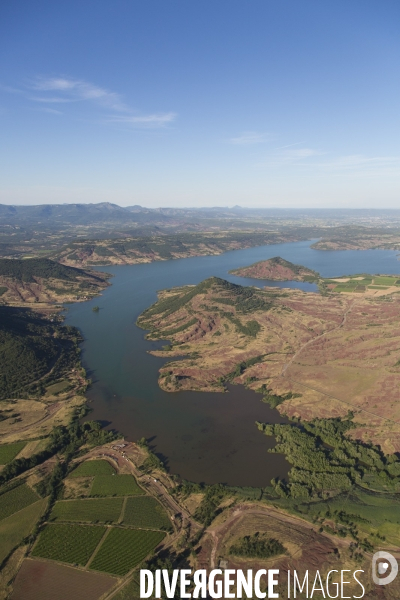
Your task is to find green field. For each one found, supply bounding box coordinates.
[45,380,71,395]
[50,498,124,523]
[90,475,143,497]
[292,487,400,546]
[0,499,46,563]
[122,496,172,531]
[111,577,141,600]
[70,459,116,477]
[32,523,106,565]
[0,484,39,521]
[325,274,400,294]
[374,276,399,285]
[0,441,27,464]
[90,528,165,575]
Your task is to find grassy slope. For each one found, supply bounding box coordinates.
[0,499,46,563]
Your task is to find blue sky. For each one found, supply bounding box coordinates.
[1,0,400,208]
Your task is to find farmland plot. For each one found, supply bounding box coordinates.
[90,475,143,497]
[69,459,115,477]
[122,496,172,531]
[10,560,116,600]
[0,441,26,464]
[50,498,123,523]
[0,499,46,563]
[90,528,165,575]
[32,523,106,566]
[0,484,39,521]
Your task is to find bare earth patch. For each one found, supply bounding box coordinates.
[10,559,117,600]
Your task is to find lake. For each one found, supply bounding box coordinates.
[65,240,400,487]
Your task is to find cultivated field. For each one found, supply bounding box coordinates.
[0,484,39,521]
[0,442,26,464]
[50,498,124,523]
[89,527,165,575]
[0,500,46,564]
[122,496,172,531]
[32,523,106,566]
[69,459,116,477]
[321,273,400,296]
[90,474,143,497]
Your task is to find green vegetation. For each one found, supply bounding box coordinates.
[257,385,301,408]
[194,484,227,526]
[50,498,124,523]
[258,416,400,500]
[224,314,261,337]
[0,286,7,296]
[0,499,46,564]
[111,577,141,600]
[90,475,143,497]
[90,527,165,575]
[32,523,106,565]
[319,273,400,294]
[0,306,83,399]
[224,355,265,382]
[70,459,116,477]
[92,306,100,312]
[0,483,39,520]
[229,533,285,559]
[0,413,116,486]
[0,441,26,464]
[122,496,172,531]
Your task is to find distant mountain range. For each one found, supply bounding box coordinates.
[2,202,400,229]
[0,202,170,226]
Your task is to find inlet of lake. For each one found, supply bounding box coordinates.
[65,240,400,487]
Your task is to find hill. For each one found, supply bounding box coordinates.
[230,256,319,281]
[0,259,109,306]
[0,306,82,399]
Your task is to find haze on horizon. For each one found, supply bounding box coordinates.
[1,1,400,209]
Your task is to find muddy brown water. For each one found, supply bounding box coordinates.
[65,241,400,486]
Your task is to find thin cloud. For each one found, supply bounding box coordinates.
[30,76,128,111]
[230,131,269,145]
[275,141,306,150]
[258,148,400,176]
[36,107,63,115]
[259,147,322,168]
[321,154,400,171]
[110,113,176,127]
[2,76,176,128]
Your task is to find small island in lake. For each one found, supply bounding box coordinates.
[229,256,319,281]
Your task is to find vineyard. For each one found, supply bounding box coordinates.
[89,528,165,576]
[32,523,107,565]
[0,483,39,520]
[69,459,116,477]
[90,475,143,497]
[50,498,124,523]
[0,441,26,464]
[122,496,172,531]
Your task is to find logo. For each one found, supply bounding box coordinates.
[372,551,398,585]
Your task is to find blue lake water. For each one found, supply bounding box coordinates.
[65,240,400,486]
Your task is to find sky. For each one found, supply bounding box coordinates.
[1,0,400,208]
